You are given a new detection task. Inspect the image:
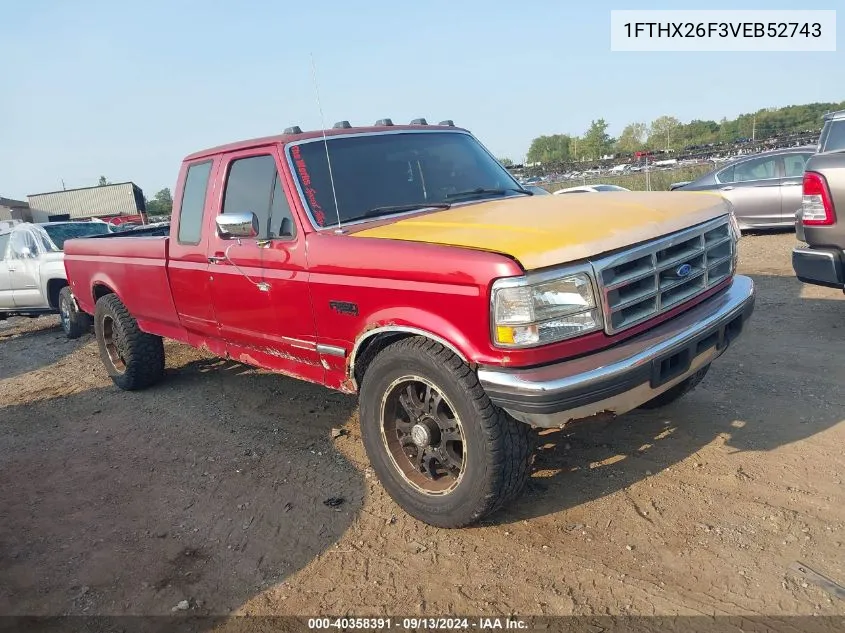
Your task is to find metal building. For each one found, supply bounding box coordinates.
[0,196,31,222]
[27,182,146,221]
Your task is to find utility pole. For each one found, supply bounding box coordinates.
[61,179,66,191]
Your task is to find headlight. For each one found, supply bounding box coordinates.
[491,271,603,347]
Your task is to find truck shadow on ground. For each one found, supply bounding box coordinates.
[0,316,86,380]
[0,358,362,616]
[494,272,845,524]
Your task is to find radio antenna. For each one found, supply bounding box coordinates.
[309,53,342,232]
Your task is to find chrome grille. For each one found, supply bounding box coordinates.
[593,216,735,334]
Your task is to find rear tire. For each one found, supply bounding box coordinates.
[359,337,534,528]
[638,364,710,410]
[59,286,92,339]
[94,294,165,390]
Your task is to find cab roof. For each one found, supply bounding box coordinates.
[183,124,470,162]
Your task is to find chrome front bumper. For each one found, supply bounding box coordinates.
[478,275,755,428]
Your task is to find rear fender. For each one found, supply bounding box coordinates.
[86,273,122,313]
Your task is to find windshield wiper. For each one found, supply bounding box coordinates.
[445,187,533,201]
[342,203,451,224]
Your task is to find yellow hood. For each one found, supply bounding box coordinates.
[350,191,731,270]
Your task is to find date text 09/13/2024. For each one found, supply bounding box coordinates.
[307,617,528,630]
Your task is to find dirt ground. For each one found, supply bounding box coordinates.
[2,231,844,619]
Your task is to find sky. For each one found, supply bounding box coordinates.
[2,0,842,200]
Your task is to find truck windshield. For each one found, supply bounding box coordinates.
[818,119,845,153]
[288,131,527,227]
[41,222,111,250]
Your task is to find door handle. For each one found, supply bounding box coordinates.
[207,255,226,264]
[719,186,734,191]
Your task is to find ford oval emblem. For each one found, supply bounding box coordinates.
[675,263,693,277]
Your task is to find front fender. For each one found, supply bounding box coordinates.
[351,306,483,373]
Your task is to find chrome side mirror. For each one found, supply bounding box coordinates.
[216,212,259,240]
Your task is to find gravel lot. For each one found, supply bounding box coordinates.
[1,231,844,618]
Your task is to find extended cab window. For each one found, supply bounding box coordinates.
[177,161,213,245]
[0,234,9,260]
[222,155,294,240]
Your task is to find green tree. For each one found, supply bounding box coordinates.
[615,122,648,153]
[526,134,572,164]
[145,188,173,217]
[673,119,719,147]
[647,116,682,150]
[581,119,614,159]
[98,176,109,186]
[498,157,514,167]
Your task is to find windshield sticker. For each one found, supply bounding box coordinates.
[291,145,327,226]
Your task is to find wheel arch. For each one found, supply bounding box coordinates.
[350,325,471,391]
[46,277,69,309]
[92,281,116,303]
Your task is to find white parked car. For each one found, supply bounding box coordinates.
[553,184,631,195]
[0,222,110,337]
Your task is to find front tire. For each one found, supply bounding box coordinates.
[359,337,533,528]
[59,286,92,339]
[94,294,165,390]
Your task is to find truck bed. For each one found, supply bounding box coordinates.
[63,235,182,335]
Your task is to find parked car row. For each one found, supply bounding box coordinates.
[671,145,817,229]
[553,184,630,195]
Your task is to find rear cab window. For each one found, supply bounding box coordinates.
[177,161,213,245]
[0,233,9,260]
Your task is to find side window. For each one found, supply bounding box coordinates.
[733,156,777,182]
[0,234,9,260]
[783,153,812,178]
[177,161,213,245]
[269,173,296,238]
[222,155,278,239]
[9,230,38,259]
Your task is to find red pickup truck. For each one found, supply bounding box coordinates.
[64,121,755,527]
